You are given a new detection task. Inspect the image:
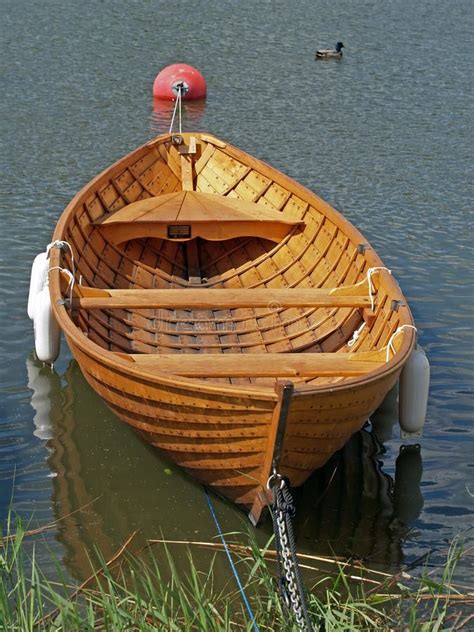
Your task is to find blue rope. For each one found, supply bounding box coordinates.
[205,489,259,632]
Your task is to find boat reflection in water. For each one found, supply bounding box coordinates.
[27,356,423,581]
[150,98,206,135]
[293,429,423,573]
[26,354,61,442]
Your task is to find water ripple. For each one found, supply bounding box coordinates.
[0,0,472,579]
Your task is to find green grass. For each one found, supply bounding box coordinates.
[1,512,472,631]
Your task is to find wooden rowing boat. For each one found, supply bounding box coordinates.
[48,131,416,524]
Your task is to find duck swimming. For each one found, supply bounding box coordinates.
[315,42,344,60]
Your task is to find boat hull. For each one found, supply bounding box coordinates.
[67,334,401,519]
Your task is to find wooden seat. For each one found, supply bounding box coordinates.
[126,351,385,378]
[93,191,304,243]
[71,283,371,310]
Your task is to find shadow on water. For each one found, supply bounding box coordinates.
[26,354,423,582]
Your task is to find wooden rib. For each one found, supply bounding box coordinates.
[72,286,370,310]
[136,238,189,275]
[221,167,251,195]
[200,236,259,273]
[90,298,357,355]
[100,300,346,339]
[234,240,290,355]
[75,228,187,290]
[203,152,249,192]
[157,142,182,180]
[203,237,282,360]
[197,193,337,296]
[113,170,146,204]
[128,148,165,193]
[147,166,180,196]
[200,208,318,287]
[127,352,384,378]
[194,142,215,175]
[81,196,189,279]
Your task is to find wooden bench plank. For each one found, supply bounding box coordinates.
[71,287,371,310]
[127,352,384,377]
[95,191,303,226]
[93,191,305,243]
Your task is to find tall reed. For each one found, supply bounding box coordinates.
[1,511,471,631]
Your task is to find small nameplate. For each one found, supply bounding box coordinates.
[168,225,191,239]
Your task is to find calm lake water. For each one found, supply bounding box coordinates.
[1,0,472,587]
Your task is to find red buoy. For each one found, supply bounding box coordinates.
[153,63,207,101]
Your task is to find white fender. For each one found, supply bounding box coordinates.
[33,285,60,364]
[399,345,430,438]
[27,252,49,320]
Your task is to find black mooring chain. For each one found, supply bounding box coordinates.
[270,475,314,632]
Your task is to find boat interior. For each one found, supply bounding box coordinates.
[57,133,406,389]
